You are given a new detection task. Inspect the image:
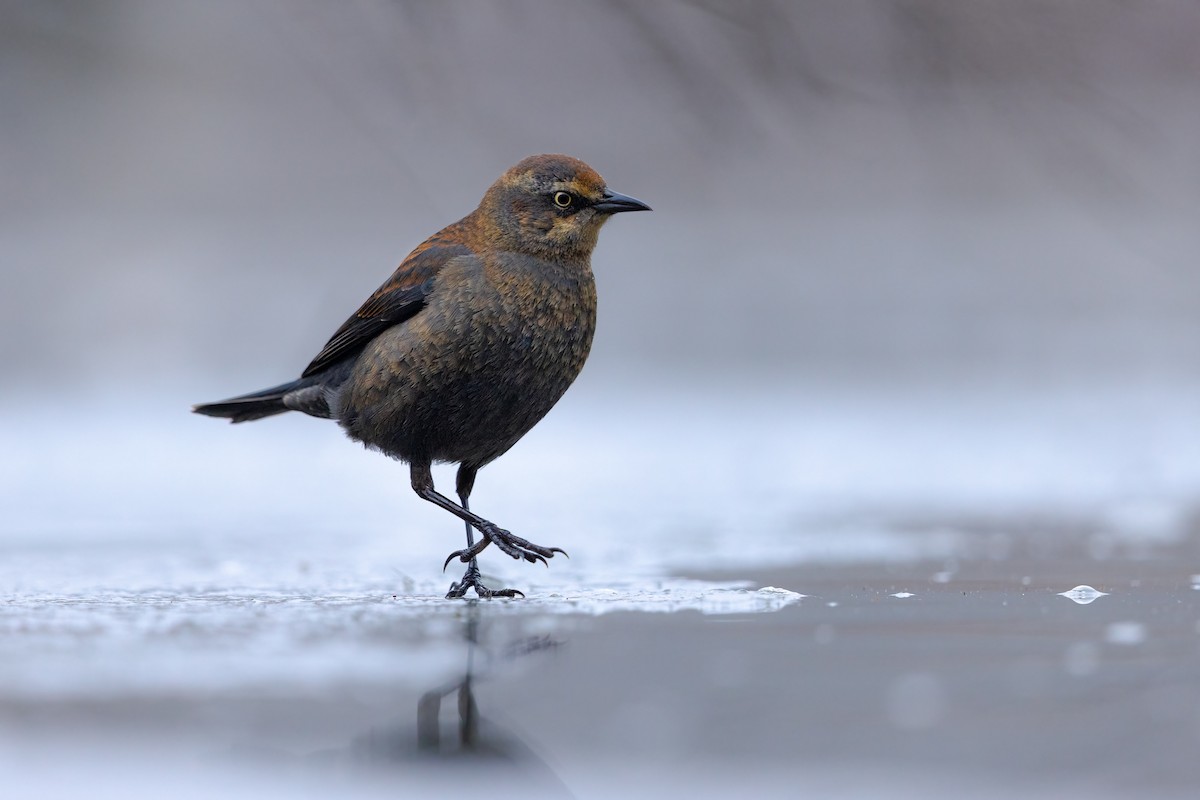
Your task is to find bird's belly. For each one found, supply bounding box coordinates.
[337,290,595,466]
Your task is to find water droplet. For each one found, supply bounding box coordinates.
[1058,585,1107,604]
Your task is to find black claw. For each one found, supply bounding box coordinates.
[478,526,565,563]
[444,565,526,600]
[441,522,564,586]
[481,588,525,599]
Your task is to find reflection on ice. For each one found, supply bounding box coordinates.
[348,606,572,798]
[1104,621,1147,646]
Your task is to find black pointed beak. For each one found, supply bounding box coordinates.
[593,189,651,214]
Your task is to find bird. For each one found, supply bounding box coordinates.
[193,154,650,598]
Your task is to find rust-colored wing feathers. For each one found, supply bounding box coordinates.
[301,230,473,378]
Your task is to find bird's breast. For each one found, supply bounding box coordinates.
[482,252,597,364]
[339,252,597,464]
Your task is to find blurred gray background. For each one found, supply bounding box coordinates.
[4,0,1198,401]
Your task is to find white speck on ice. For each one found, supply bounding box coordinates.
[758,586,802,596]
[1058,585,1108,604]
[891,592,915,598]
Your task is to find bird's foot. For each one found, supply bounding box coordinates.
[443,523,568,569]
[445,563,524,600]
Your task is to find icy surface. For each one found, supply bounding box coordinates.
[3,381,1198,799]
[3,380,1199,699]
[3,380,1199,737]
[0,581,799,699]
[0,518,806,699]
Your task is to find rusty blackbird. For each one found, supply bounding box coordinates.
[194,154,650,598]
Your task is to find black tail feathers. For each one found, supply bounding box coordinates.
[192,379,306,423]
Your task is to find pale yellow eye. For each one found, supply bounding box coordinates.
[553,191,573,208]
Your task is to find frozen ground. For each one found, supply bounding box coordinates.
[2,379,1200,798]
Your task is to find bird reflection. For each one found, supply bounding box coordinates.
[347,603,569,795]
[410,608,558,756]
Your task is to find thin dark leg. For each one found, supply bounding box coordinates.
[456,464,477,553]
[409,463,563,598]
[446,465,520,599]
[409,462,563,564]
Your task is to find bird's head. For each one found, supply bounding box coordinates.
[478,154,650,258]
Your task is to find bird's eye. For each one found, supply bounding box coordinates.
[553,191,573,208]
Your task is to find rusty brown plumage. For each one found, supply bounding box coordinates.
[193,154,650,598]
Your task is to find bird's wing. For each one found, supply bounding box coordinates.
[301,234,472,378]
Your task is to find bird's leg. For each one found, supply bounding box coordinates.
[409,462,566,566]
[454,463,478,554]
[408,463,564,598]
[445,466,522,599]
